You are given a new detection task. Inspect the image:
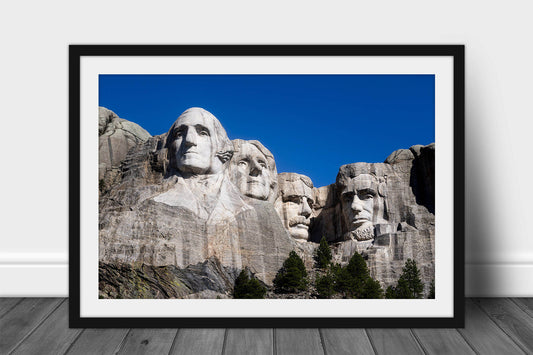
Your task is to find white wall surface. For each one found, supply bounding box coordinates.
[1,0,532,296]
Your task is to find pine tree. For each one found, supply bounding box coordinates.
[344,252,370,297]
[428,279,435,299]
[385,285,396,299]
[329,253,381,298]
[362,277,384,299]
[314,236,332,269]
[331,263,351,295]
[315,271,335,299]
[273,251,308,293]
[392,259,424,299]
[233,269,267,299]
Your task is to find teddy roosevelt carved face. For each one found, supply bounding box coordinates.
[168,108,233,176]
[340,174,378,241]
[230,140,277,201]
[276,173,314,242]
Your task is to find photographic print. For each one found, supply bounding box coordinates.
[70,45,464,327]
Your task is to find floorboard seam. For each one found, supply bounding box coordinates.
[221,328,228,355]
[167,328,180,355]
[8,298,66,355]
[0,298,24,320]
[113,328,132,355]
[363,329,378,355]
[273,329,277,355]
[473,299,528,355]
[62,328,86,355]
[510,298,533,319]
[409,329,428,355]
[455,327,481,355]
[318,329,328,355]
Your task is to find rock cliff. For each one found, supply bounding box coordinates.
[99,107,151,188]
[98,107,435,298]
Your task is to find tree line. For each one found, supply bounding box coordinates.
[234,237,435,299]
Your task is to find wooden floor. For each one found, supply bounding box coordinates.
[1,299,533,354]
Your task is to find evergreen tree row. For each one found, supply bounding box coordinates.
[232,236,435,299]
[314,238,384,299]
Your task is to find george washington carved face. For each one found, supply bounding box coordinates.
[167,108,233,176]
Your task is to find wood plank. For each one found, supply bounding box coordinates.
[0,297,64,354]
[117,329,177,355]
[366,329,423,354]
[275,329,324,355]
[412,328,475,355]
[224,329,272,355]
[458,298,525,355]
[170,329,225,355]
[11,300,83,355]
[512,298,533,318]
[0,297,23,318]
[65,328,129,355]
[320,329,374,355]
[474,298,533,354]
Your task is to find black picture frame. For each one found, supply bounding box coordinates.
[69,45,465,328]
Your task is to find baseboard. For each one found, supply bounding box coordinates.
[0,252,68,296]
[465,263,533,297]
[0,264,68,297]
[1,259,532,297]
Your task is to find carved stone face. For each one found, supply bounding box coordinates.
[233,142,272,200]
[170,109,219,175]
[276,174,314,242]
[340,174,377,241]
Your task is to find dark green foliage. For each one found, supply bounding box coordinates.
[385,285,396,299]
[398,259,424,299]
[428,279,435,299]
[330,253,383,299]
[394,278,413,298]
[364,277,384,299]
[331,263,353,294]
[315,271,335,299]
[233,269,266,299]
[314,236,332,269]
[385,259,424,299]
[273,251,308,293]
[346,253,370,281]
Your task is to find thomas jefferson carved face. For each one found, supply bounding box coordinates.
[276,174,314,242]
[231,140,277,201]
[340,174,377,241]
[168,108,232,176]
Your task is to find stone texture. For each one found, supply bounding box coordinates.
[274,173,315,242]
[99,108,297,298]
[311,143,435,294]
[229,139,278,203]
[98,107,151,186]
[98,106,435,298]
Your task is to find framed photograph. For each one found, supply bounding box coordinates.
[70,45,464,328]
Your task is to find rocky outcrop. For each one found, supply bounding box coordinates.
[310,144,435,293]
[99,257,239,299]
[98,106,435,298]
[98,107,151,187]
[99,108,297,298]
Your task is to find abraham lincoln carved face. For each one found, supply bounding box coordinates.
[340,174,378,241]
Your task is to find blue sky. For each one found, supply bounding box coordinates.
[99,75,434,188]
